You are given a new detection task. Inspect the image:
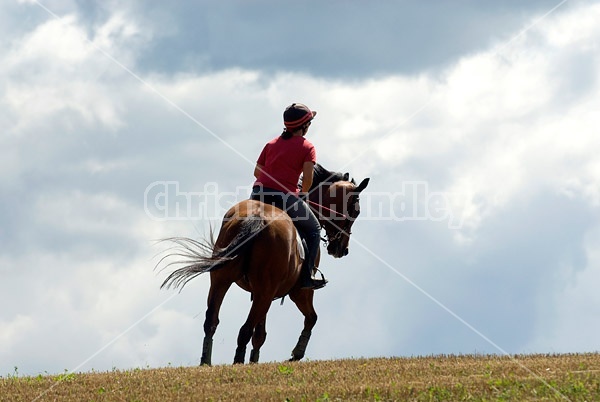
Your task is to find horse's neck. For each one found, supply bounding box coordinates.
[309,182,331,205]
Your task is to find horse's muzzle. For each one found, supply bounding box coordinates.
[328,243,349,258]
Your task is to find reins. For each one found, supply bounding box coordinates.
[306,200,347,219]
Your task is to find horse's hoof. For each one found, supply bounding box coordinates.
[234,346,246,364]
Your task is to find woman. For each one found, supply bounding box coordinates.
[251,103,327,290]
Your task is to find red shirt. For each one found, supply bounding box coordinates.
[254,135,317,194]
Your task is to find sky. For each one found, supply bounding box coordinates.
[1,0,600,378]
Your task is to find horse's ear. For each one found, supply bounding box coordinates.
[355,178,370,193]
[343,172,350,181]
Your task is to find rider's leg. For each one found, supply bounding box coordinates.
[299,230,325,289]
[285,194,326,289]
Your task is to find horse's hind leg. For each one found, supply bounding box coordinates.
[249,317,267,363]
[234,295,271,364]
[288,289,318,361]
[201,275,233,366]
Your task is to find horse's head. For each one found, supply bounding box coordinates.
[318,176,369,258]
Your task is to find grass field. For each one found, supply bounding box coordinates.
[2,353,599,401]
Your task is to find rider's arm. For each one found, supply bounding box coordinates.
[301,161,315,193]
[254,164,263,179]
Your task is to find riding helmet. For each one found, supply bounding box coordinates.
[283,103,317,129]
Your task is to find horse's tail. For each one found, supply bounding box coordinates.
[158,217,265,291]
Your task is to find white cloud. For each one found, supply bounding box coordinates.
[0,315,35,351]
[1,10,151,135]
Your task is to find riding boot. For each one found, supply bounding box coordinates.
[300,232,327,290]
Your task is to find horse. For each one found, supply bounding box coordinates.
[159,164,370,365]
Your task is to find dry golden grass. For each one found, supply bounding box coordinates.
[2,353,599,401]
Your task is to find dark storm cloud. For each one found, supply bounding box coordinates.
[129,0,567,77]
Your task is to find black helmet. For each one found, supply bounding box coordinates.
[283,103,317,129]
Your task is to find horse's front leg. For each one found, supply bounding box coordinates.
[201,274,233,366]
[288,289,318,361]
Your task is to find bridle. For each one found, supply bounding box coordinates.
[308,194,360,247]
[322,227,346,246]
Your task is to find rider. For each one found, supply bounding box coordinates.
[251,103,327,290]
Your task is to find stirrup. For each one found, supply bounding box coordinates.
[301,268,328,290]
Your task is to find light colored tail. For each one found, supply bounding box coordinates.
[159,218,265,291]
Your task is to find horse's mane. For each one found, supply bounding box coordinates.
[311,163,346,189]
[299,163,352,192]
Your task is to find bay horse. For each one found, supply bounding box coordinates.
[159,164,369,365]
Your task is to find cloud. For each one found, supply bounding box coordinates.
[128,0,574,78]
[1,0,600,376]
[528,223,600,352]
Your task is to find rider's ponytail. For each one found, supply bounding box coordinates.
[281,129,292,140]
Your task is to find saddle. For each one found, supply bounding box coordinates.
[296,230,306,261]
